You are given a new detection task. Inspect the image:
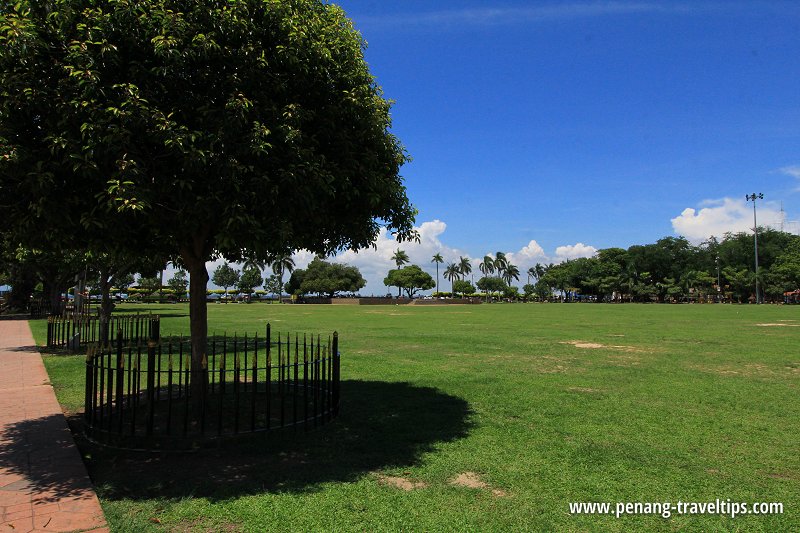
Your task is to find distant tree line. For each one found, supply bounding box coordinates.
[525,230,800,303]
[401,229,799,303]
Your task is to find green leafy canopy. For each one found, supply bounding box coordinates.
[0,0,416,266]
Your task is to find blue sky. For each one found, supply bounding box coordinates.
[211,1,800,294]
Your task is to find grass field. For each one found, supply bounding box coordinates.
[31,302,799,532]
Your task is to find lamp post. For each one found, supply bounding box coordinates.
[745,193,764,304]
[715,255,720,303]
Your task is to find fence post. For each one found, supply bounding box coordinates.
[332,332,340,417]
[201,353,208,436]
[251,333,257,433]
[303,334,308,430]
[84,347,94,424]
[183,353,190,437]
[234,345,240,434]
[146,321,158,437]
[266,324,271,430]
[115,329,124,434]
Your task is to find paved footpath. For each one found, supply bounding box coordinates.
[0,320,108,533]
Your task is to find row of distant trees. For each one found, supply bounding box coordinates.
[209,257,370,300]
[208,255,294,300]
[527,230,800,303]
[380,248,522,299]
[384,229,800,303]
[4,228,797,307]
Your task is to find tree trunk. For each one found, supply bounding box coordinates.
[42,273,64,316]
[98,268,113,345]
[184,256,208,405]
[180,228,212,412]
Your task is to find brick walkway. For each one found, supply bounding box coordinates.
[0,320,108,533]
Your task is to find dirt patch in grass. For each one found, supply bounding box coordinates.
[563,341,605,349]
[375,473,427,491]
[561,340,648,353]
[450,472,508,497]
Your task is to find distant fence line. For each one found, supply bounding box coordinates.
[84,321,340,450]
[47,313,159,350]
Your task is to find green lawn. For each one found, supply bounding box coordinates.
[32,303,799,532]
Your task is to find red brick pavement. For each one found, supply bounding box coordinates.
[0,320,108,533]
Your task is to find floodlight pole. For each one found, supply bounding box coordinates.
[746,193,764,304]
[715,255,720,303]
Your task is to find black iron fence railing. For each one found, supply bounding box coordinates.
[84,322,340,450]
[47,313,159,350]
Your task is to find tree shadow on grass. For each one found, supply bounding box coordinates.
[75,380,473,501]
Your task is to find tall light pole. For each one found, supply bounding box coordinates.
[715,255,720,303]
[746,193,763,304]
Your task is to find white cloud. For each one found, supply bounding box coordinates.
[671,197,784,243]
[507,240,548,265]
[554,243,598,262]
[779,165,800,180]
[514,241,547,262]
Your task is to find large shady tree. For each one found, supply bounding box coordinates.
[1,1,415,396]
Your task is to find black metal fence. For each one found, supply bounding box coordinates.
[47,313,159,350]
[84,321,340,450]
[29,298,54,319]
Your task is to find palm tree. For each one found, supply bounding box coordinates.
[392,248,410,269]
[503,263,520,287]
[271,255,295,302]
[479,255,495,278]
[242,256,268,272]
[444,263,461,295]
[535,262,546,281]
[458,256,472,284]
[479,256,496,302]
[494,251,508,280]
[432,253,444,294]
